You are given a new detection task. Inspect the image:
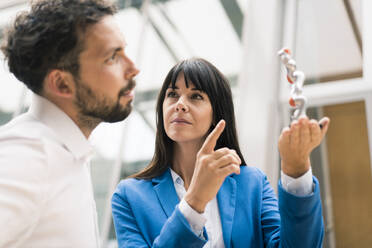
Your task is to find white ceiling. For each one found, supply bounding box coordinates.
[296,0,362,81]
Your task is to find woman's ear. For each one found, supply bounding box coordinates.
[44,69,75,98]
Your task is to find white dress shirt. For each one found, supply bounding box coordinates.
[172,167,313,248]
[0,94,99,248]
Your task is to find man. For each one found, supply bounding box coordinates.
[0,0,139,247]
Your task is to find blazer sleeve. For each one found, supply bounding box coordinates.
[277,176,324,247]
[111,183,207,248]
[260,173,324,248]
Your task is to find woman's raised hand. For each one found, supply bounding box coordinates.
[278,116,330,178]
[184,120,241,213]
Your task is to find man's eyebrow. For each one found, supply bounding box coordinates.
[102,47,123,57]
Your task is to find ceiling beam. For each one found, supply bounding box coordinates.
[0,0,27,10]
[305,70,363,84]
[343,0,362,55]
[219,0,243,39]
[116,0,171,9]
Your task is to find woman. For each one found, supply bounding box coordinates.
[111,58,329,247]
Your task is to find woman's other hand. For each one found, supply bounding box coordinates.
[184,120,241,213]
[278,116,330,178]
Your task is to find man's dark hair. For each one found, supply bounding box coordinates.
[1,0,117,94]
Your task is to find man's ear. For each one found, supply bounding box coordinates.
[44,69,76,98]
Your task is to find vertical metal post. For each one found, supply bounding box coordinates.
[279,0,297,128]
[100,0,152,246]
[362,0,372,178]
[237,0,283,188]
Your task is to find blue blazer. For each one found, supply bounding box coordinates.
[112,166,324,248]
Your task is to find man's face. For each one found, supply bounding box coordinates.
[74,15,139,123]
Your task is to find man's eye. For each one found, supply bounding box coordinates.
[107,53,117,62]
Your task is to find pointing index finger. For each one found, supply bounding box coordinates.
[200,120,225,154]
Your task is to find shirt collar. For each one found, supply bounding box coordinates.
[28,93,93,160]
[170,168,185,186]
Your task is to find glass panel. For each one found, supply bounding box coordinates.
[308,101,372,248]
[295,0,362,84]
[306,107,333,248]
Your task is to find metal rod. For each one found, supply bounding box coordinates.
[100,0,152,246]
[343,0,362,55]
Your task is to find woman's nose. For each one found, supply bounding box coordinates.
[175,98,188,112]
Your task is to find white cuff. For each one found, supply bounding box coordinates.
[178,198,206,237]
[281,167,314,196]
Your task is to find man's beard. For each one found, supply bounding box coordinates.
[74,78,136,124]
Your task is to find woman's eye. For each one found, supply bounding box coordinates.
[166,91,178,98]
[191,93,203,100]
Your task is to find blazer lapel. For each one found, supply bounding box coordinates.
[217,176,237,248]
[152,169,180,218]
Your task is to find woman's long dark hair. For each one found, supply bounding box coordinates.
[131,58,246,179]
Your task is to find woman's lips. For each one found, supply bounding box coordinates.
[171,118,191,124]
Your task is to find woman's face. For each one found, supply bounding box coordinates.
[162,75,213,145]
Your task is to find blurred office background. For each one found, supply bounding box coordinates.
[0,0,371,247]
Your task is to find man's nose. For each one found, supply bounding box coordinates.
[124,56,140,80]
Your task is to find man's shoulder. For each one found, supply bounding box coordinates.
[0,113,46,140]
[0,113,50,159]
[0,117,49,176]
